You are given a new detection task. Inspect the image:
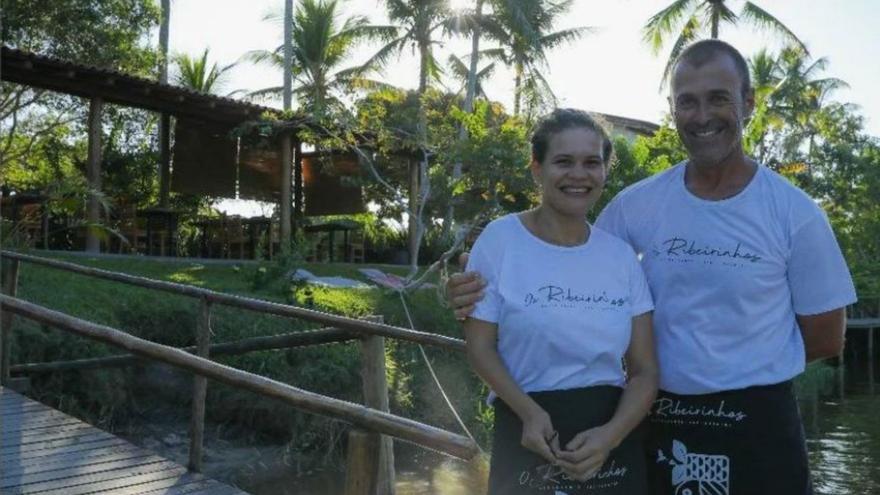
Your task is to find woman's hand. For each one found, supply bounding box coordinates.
[520,408,560,463]
[555,425,621,481]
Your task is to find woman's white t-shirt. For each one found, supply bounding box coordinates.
[466,214,654,401]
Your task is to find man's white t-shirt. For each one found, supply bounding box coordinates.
[596,162,857,395]
[467,214,654,401]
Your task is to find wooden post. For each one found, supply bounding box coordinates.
[345,429,379,495]
[158,113,171,208]
[1,259,21,385]
[188,297,211,472]
[85,97,104,253]
[280,133,293,253]
[358,315,395,495]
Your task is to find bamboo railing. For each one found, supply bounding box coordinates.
[0,250,476,495]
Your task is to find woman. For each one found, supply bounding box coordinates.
[463,109,658,494]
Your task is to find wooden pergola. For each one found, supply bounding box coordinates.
[1,45,304,252]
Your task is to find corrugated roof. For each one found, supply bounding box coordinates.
[594,112,660,136]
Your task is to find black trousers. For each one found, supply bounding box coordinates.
[489,386,649,494]
[646,381,813,495]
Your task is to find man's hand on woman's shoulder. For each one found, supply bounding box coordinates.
[445,252,486,320]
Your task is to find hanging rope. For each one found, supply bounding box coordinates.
[397,289,485,454]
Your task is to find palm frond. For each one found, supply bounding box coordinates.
[659,14,700,91]
[538,26,596,51]
[741,2,809,54]
[642,0,700,54]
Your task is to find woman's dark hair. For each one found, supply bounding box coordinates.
[531,108,613,166]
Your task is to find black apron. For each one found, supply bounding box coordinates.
[646,380,812,495]
[489,385,649,494]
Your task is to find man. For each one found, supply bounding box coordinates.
[447,39,856,494]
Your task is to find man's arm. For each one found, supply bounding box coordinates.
[797,307,847,362]
[446,253,486,320]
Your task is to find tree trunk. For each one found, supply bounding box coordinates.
[158,0,171,208]
[409,38,432,265]
[159,0,170,83]
[283,0,294,111]
[408,160,420,266]
[711,7,720,38]
[85,97,104,254]
[514,62,523,116]
[444,0,485,232]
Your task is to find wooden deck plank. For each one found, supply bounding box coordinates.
[90,472,233,495]
[9,461,185,495]
[1,430,118,457]
[1,422,96,448]
[3,455,178,490]
[1,438,133,466]
[1,446,148,479]
[2,416,82,434]
[0,387,248,494]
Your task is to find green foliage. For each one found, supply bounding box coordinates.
[173,49,234,94]
[2,0,160,74]
[445,100,533,218]
[631,122,688,174]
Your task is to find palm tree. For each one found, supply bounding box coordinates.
[173,49,235,95]
[447,54,495,100]
[356,0,458,262]
[481,0,593,117]
[745,47,849,169]
[643,0,809,88]
[771,47,848,167]
[358,0,453,98]
[247,0,394,115]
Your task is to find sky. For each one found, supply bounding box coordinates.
[165,0,880,137]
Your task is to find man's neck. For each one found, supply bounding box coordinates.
[685,152,757,201]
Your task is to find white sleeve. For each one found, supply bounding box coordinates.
[595,196,631,245]
[465,226,503,324]
[628,249,654,317]
[787,211,857,315]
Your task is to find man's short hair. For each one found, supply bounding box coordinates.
[671,39,751,96]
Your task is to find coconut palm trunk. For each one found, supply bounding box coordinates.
[158,0,171,207]
[513,62,523,116]
[283,0,293,110]
[445,0,485,231]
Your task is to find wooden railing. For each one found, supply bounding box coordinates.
[0,250,477,495]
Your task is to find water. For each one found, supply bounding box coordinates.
[801,357,880,495]
[246,357,880,495]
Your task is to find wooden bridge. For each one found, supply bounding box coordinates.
[2,386,247,494]
[0,250,479,495]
